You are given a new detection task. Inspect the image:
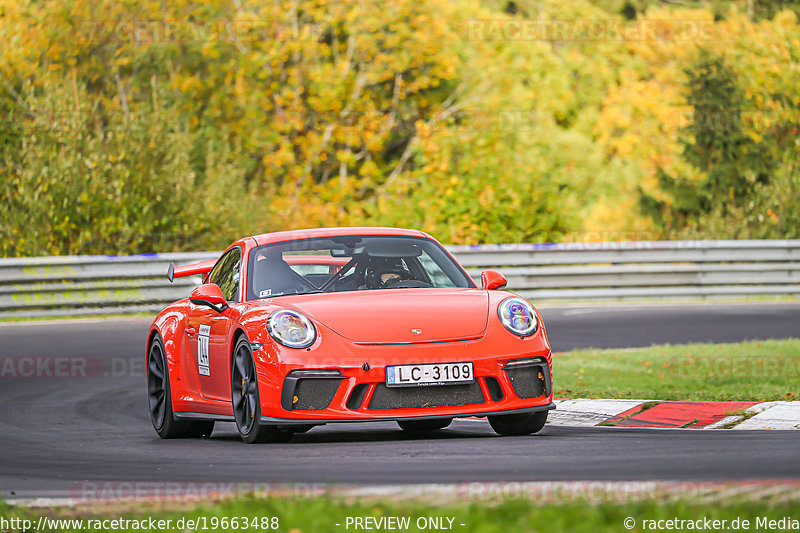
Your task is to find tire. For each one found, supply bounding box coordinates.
[397,418,452,435]
[231,336,293,444]
[148,335,215,439]
[488,410,548,436]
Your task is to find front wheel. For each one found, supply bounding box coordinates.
[488,410,548,436]
[148,335,214,439]
[231,336,293,444]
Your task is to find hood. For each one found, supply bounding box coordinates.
[288,289,489,343]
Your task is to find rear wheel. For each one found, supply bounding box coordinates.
[148,335,214,439]
[397,418,452,435]
[488,410,547,436]
[231,336,293,444]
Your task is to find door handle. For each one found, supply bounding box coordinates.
[186,327,196,337]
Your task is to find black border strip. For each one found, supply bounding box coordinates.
[259,402,556,425]
[173,413,235,422]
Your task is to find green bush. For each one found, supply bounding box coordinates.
[0,81,257,255]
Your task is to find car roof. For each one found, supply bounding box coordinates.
[250,227,430,246]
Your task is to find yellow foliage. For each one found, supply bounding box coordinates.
[1,0,799,254]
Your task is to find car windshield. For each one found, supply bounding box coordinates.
[246,235,475,300]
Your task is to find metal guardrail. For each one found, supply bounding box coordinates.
[1,240,798,318]
[451,239,800,301]
[0,252,217,318]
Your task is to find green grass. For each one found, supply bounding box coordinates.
[3,495,800,533]
[554,339,800,401]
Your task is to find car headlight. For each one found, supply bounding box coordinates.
[498,297,538,337]
[267,309,317,348]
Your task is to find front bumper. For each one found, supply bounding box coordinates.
[257,341,554,422]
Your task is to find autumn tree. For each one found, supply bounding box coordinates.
[639,50,777,235]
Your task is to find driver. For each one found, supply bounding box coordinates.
[365,258,412,289]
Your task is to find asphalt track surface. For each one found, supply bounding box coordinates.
[1,302,799,497]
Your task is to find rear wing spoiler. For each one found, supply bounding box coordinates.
[167,259,218,282]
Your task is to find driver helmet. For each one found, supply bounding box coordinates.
[365,258,411,288]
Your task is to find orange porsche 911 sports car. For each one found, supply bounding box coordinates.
[147,227,554,443]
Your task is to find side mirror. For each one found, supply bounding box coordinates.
[190,283,229,313]
[481,269,507,291]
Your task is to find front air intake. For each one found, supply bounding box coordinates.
[504,366,547,399]
[292,378,341,410]
[368,383,485,409]
[281,369,345,411]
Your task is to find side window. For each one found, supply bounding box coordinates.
[418,251,457,287]
[208,248,241,302]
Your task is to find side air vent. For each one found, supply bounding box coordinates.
[483,376,504,401]
[346,383,370,409]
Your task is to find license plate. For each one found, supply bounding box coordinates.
[385,362,474,387]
